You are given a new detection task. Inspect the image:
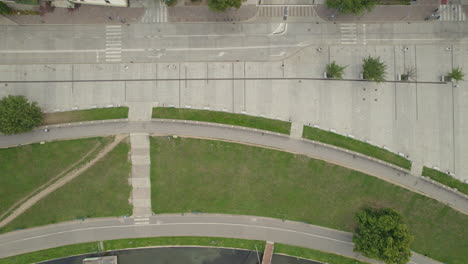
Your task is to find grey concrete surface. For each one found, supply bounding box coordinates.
[0,120,466,214]
[1,42,466,183]
[0,213,442,264]
[130,133,152,217]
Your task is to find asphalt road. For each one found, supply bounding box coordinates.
[1,22,467,63]
[0,120,467,214]
[0,213,442,264]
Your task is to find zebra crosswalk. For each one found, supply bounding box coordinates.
[141,2,167,23]
[340,23,357,44]
[439,4,466,21]
[257,5,315,17]
[105,25,122,63]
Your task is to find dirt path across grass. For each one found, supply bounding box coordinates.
[0,135,127,228]
[0,140,105,222]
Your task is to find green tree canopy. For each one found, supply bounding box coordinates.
[326,0,378,15]
[353,208,413,264]
[0,95,43,135]
[208,0,242,12]
[362,56,387,83]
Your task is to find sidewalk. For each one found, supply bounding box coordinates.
[3,5,144,24]
[315,5,439,22]
[168,5,258,22]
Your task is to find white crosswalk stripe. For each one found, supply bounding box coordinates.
[340,23,357,44]
[142,2,167,23]
[105,25,122,63]
[439,4,466,21]
[133,217,150,225]
[258,5,315,17]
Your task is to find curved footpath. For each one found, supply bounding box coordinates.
[1,119,467,214]
[0,213,440,264]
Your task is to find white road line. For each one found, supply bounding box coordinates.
[134,218,150,221]
[0,222,353,246]
[105,51,122,54]
[105,55,122,58]
[105,59,122,62]
[134,222,150,225]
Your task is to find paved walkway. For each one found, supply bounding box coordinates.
[0,135,125,228]
[0,120,466,214]
[130,133,152,218]
[3,5,144,25]
[290,121,303,138]
[0,213,442,264]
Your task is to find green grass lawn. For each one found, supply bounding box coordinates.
[150,137,467,264]
[0,237,370,264]
[302,126,411,169]
[104,237,265,251]
[0,141,132,233]
[152,107,291,134]
[0,137,111,219]
[0,242,99,264]
[275,244,368,264]
[422,167,468,195]
[42,107,128,125]
[15,0,39,4]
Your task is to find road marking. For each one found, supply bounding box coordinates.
[208,52,225,57]
[439,4,465,21]
[0,222,354,246]
[105,25,122,62]
[340,23,357,44]
[148,53,165,59]
[270,51,286,57]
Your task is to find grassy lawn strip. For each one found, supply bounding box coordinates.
[0,237,366,264]
[104,236,265,251]
[275,243,369,264]
[303,126,411,169]
[15,0,39,4]
[43,107,128,125]
[422,167,468,195]
[152,107,291,134]
[0,141,132,234]
[150,137,467,264]
[0,242,98,264]
[0,137,111,218]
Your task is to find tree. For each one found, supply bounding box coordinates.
[0,2,12,15]
[326,0,378,16]
[164,0,178,7]
[353,208,413,264]
[208,0,242,12]
[326,61,347,79]
[362,56,387,83]
[0,95,43,135]
[448,67,465,81]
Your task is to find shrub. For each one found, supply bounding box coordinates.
[326,61,347,79]
[208,0,242,12]
[164,0,177,6]
[326,0,378,15]
[0,95,43,135]
[449,67,465,81]
[0,2,12,14]
[362,56,387,83]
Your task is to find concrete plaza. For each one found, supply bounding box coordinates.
[0,42,467,182]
